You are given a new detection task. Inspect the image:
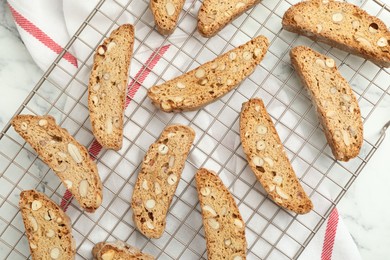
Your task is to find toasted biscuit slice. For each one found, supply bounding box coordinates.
[92,241,154,260]
[131,125,195,238]
[19,190,76,260]
[196,168,247,260]
[12,115,103,212]
[150,0,185,35]
[88,24,134,150]
[282,0,390,67]
[198,0,260,37]
[290,46,363,161]
[240,99,313,214]
[148,35,268,112]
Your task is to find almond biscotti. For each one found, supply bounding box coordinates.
[290,46,363,161]
[240,99,313,214]
[131,125,195,238]
[88,24,134,150]
[150,0,185,35]
[92,240,154,260]
[19,190,76,260]
[148,35,268,112]
[198,0,260,37]
[196,168,247,260]
[282,0,390,67]
[12,115,103,212]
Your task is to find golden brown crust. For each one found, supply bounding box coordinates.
[88,24,134,150]
[131,125,195,238]
[147,35,269,112]
[198,0,260,37]
[240,99,313,214]
[290,46,363,161]
[195,168,247,260]
[12,115,103,212]
[19,190,76,260]
[282,0,390,67]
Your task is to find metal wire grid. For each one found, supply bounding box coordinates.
[0,0,389,259]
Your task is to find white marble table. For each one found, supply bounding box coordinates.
[1,1,390,259]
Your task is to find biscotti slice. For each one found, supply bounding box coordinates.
[196,168,247,260]
[282,0,390,67]
[92,241,154,260]
[240,99,313,214]
[131,125,195,238]
[148,35,268,112]
[150,0,185,35]
[19,190,76,260]
[88,24,134,150]
[12,115,103,212]
[290,46,363,161]
[198,0,260,37]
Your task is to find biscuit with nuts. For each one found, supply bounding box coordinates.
[240,99,313,214]
[131,125,195,238]
[12,115,103,212]
[19,190,76,260]
[282,0,390,67]
[196,168,247,260]
[290,46,363,161]
[92,240,154,260]
[88,24,134,150]
[148,35,269,112]
[150,0,185,35]
[198,0,261,37]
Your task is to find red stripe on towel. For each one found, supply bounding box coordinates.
[60,45,171,211]
[321,208,340,260]
[8,4,78,67]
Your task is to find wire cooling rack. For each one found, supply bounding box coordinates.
[1,0,390,259]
